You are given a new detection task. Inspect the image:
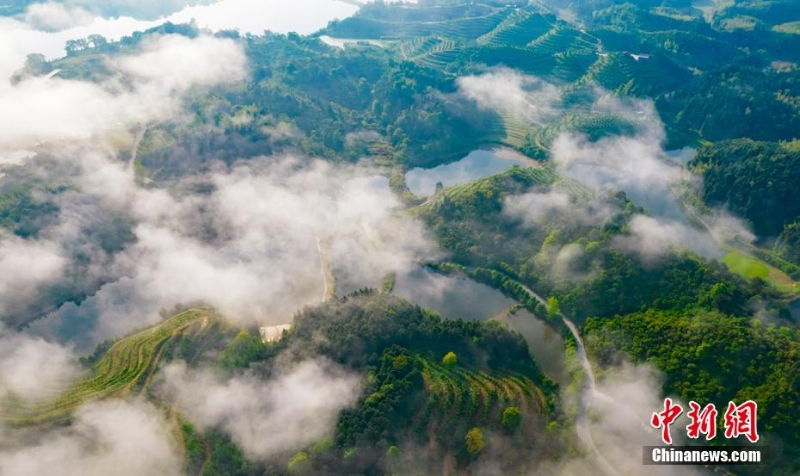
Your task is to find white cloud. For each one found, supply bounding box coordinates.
[456,67,561,123]
[0,236,66,314]
[614,215,721,262]
[159,359,362,459]
[0,399,182,476]
[0,34,246,151]
[113,34,246,92]
[23,2,94,32]
[26,157,439,348]
[0,328,80,402]
[504,189,616,228]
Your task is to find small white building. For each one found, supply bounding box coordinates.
[259,324,291,343]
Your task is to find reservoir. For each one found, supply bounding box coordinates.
[393,267,516,322]
[405,148,538,197]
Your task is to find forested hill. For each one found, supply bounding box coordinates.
[29,0,800,184]
[322,0,800,148]
[585,309,800,468]
[258,292,561,474]
[692,140,800,238]
[272,292,560,475]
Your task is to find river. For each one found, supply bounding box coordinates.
[1,0,360,85]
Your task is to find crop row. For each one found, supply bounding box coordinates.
[477,11,553,46]
[2,309,207,425]
[417,357,542,429]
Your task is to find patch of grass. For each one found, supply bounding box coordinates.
[722,249,798,293]
[718,16,759,31]
[722,250,770,279]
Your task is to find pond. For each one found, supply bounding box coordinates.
[494,309,567,384]
[392,267,517,322]
[405,148,539,197]
[789,299,800,322]
[168,0,358,36]
[393,267,567,384]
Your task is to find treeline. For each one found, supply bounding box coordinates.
[692,139,800,263]
[584,309,800,475]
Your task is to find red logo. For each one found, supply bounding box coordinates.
[686,401,718,440]
[724,400,759,443]
[651,398,683,445]
[652,399,759,444]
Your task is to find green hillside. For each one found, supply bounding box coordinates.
[2,308,213,425]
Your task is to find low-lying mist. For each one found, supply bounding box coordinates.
[460,67,752,265]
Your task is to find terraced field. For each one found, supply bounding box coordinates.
[497,112,531,147]
[402,36,457,58]
[1,308,209,425]
[468,45,556,75]
[552,50,599,82]
[527,27,598,55]
[584,52,690,96]
[477,11,553,46]
[418,357,546,429]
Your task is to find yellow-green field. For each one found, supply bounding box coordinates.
[721,249,798,294]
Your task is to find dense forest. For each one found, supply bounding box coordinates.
[692,140,800,248]
[262,292,559,475]
[584,309,800,475]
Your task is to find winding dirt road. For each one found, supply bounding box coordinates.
[495,277,623,476]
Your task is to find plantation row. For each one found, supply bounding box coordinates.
[476,11,553,46]
[402,36,458,59]
[329,6,609,84]
[518,112,640,151]
[417,357,545,432]
[584,52,689,97]
[1,308,208,425]
[527,27,598,56]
